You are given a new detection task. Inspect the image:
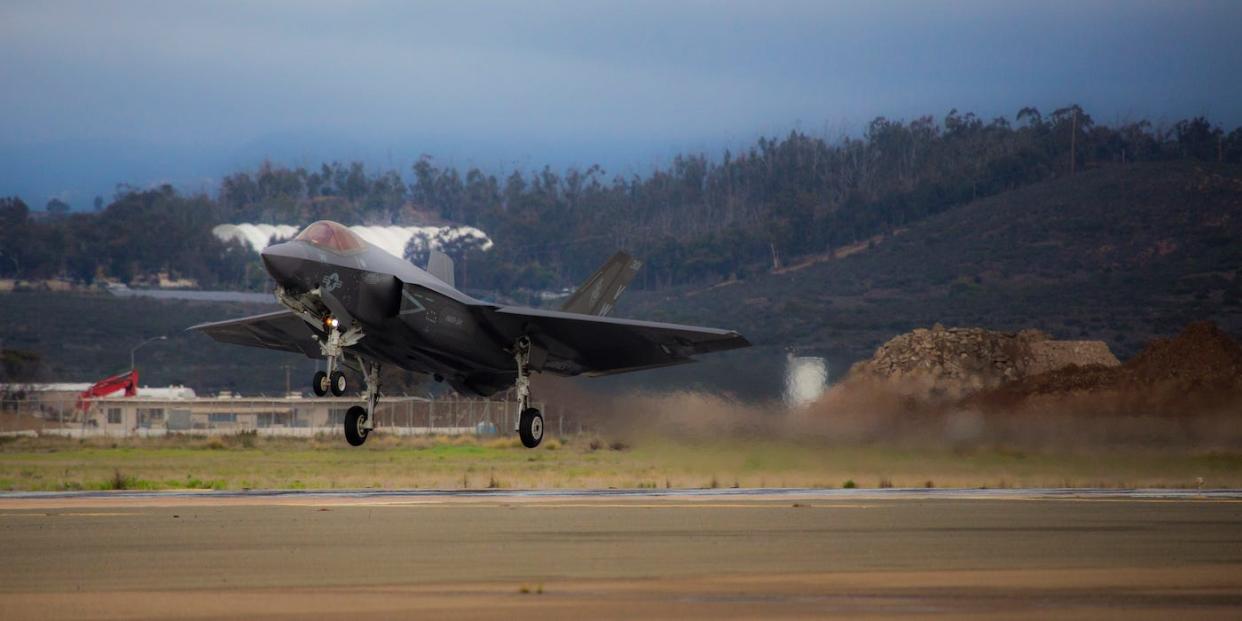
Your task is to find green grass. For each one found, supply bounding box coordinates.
[0,434,1238,491]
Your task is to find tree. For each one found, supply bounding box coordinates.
[45,198,70,219]
[1174,117,1222,161]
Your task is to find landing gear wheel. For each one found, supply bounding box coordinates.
[344,405,369,446]
[518,408,543,448]
[330,371,347,396]
[312,371,329,397]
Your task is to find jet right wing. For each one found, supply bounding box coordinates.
[188,310,324,358]
[479,305,750,377]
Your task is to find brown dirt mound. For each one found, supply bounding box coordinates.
[848,324,1119,401]
[969,321,1242,413]
[1125,321,1242,384]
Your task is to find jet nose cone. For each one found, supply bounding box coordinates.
[260,242,305,288]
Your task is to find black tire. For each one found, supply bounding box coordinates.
[518,408,543,448]
[312,371,329,397]
[330,371,347,396]
[344,405,369,446]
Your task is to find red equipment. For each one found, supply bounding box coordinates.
[77,370,139,411]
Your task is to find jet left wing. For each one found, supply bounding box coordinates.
[478,306,750,377]
[188,310,324,358]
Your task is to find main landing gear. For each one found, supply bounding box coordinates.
[513,336,544,448]
[344,358,381,447]
[306,315,378,447]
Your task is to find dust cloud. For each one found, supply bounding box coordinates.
[542,321,1242,451]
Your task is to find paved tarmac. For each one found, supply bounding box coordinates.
[1,489,1240,619]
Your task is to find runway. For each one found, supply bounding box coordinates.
[4,486,1242,503]
[2,489,1240,619]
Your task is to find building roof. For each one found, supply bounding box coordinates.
[1,383,196,399]
[1,383,93,392]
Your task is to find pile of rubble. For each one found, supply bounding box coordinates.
[996,321,1242,398]
[1125,321,1242,386]
[849,324,1119,399]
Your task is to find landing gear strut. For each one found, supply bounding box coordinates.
[311,316,362,397]
[344,356,381,447]
[513,336,543,448]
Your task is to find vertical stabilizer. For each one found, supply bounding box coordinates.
[427,249,455,288]
[560,251,641,316]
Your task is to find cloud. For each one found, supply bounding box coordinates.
[1,0,1239,204]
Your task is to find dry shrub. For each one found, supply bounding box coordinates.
[483,437,521,449]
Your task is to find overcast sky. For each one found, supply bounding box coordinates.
[2,0,1240,207]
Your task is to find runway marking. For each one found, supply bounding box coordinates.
[2,488,1241,510]
[949,496,1242,504]
[57,512,140,517]
[300,499,879,509]
[319,501,876,509]
[0,511,139,517]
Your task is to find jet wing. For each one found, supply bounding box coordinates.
[188,310,324,358]
[480,306,750,377]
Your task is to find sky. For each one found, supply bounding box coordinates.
[2,0,1240,208]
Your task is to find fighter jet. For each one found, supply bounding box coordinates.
[191,220,750,447]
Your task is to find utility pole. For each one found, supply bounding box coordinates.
[1069,107,1077,175]
[1220,134,1225,163]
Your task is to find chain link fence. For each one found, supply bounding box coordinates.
[0,394,575,438]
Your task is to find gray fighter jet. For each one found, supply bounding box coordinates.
[191,220,749,447]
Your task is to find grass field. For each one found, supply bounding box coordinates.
[1,433,1239,491]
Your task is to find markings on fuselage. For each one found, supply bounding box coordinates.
[321,273,342,293]
[400,291,426,315]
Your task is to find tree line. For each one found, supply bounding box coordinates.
[2,106,1239,295]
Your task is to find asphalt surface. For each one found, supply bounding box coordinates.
[3,486,1241,501]
[1,489,1240,619]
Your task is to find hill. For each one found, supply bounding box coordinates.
[3,162,1240,399]
[619,162,1242,391]
[0,292,291,392]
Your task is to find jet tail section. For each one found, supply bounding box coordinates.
[427,249,455,288]
[560,251,641,317]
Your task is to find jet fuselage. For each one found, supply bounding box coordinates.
[260,237,516,395]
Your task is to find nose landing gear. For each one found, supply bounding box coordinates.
[309,315,362,397]
[311,370,347,397]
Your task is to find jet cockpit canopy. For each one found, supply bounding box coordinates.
[295,221,366,253]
